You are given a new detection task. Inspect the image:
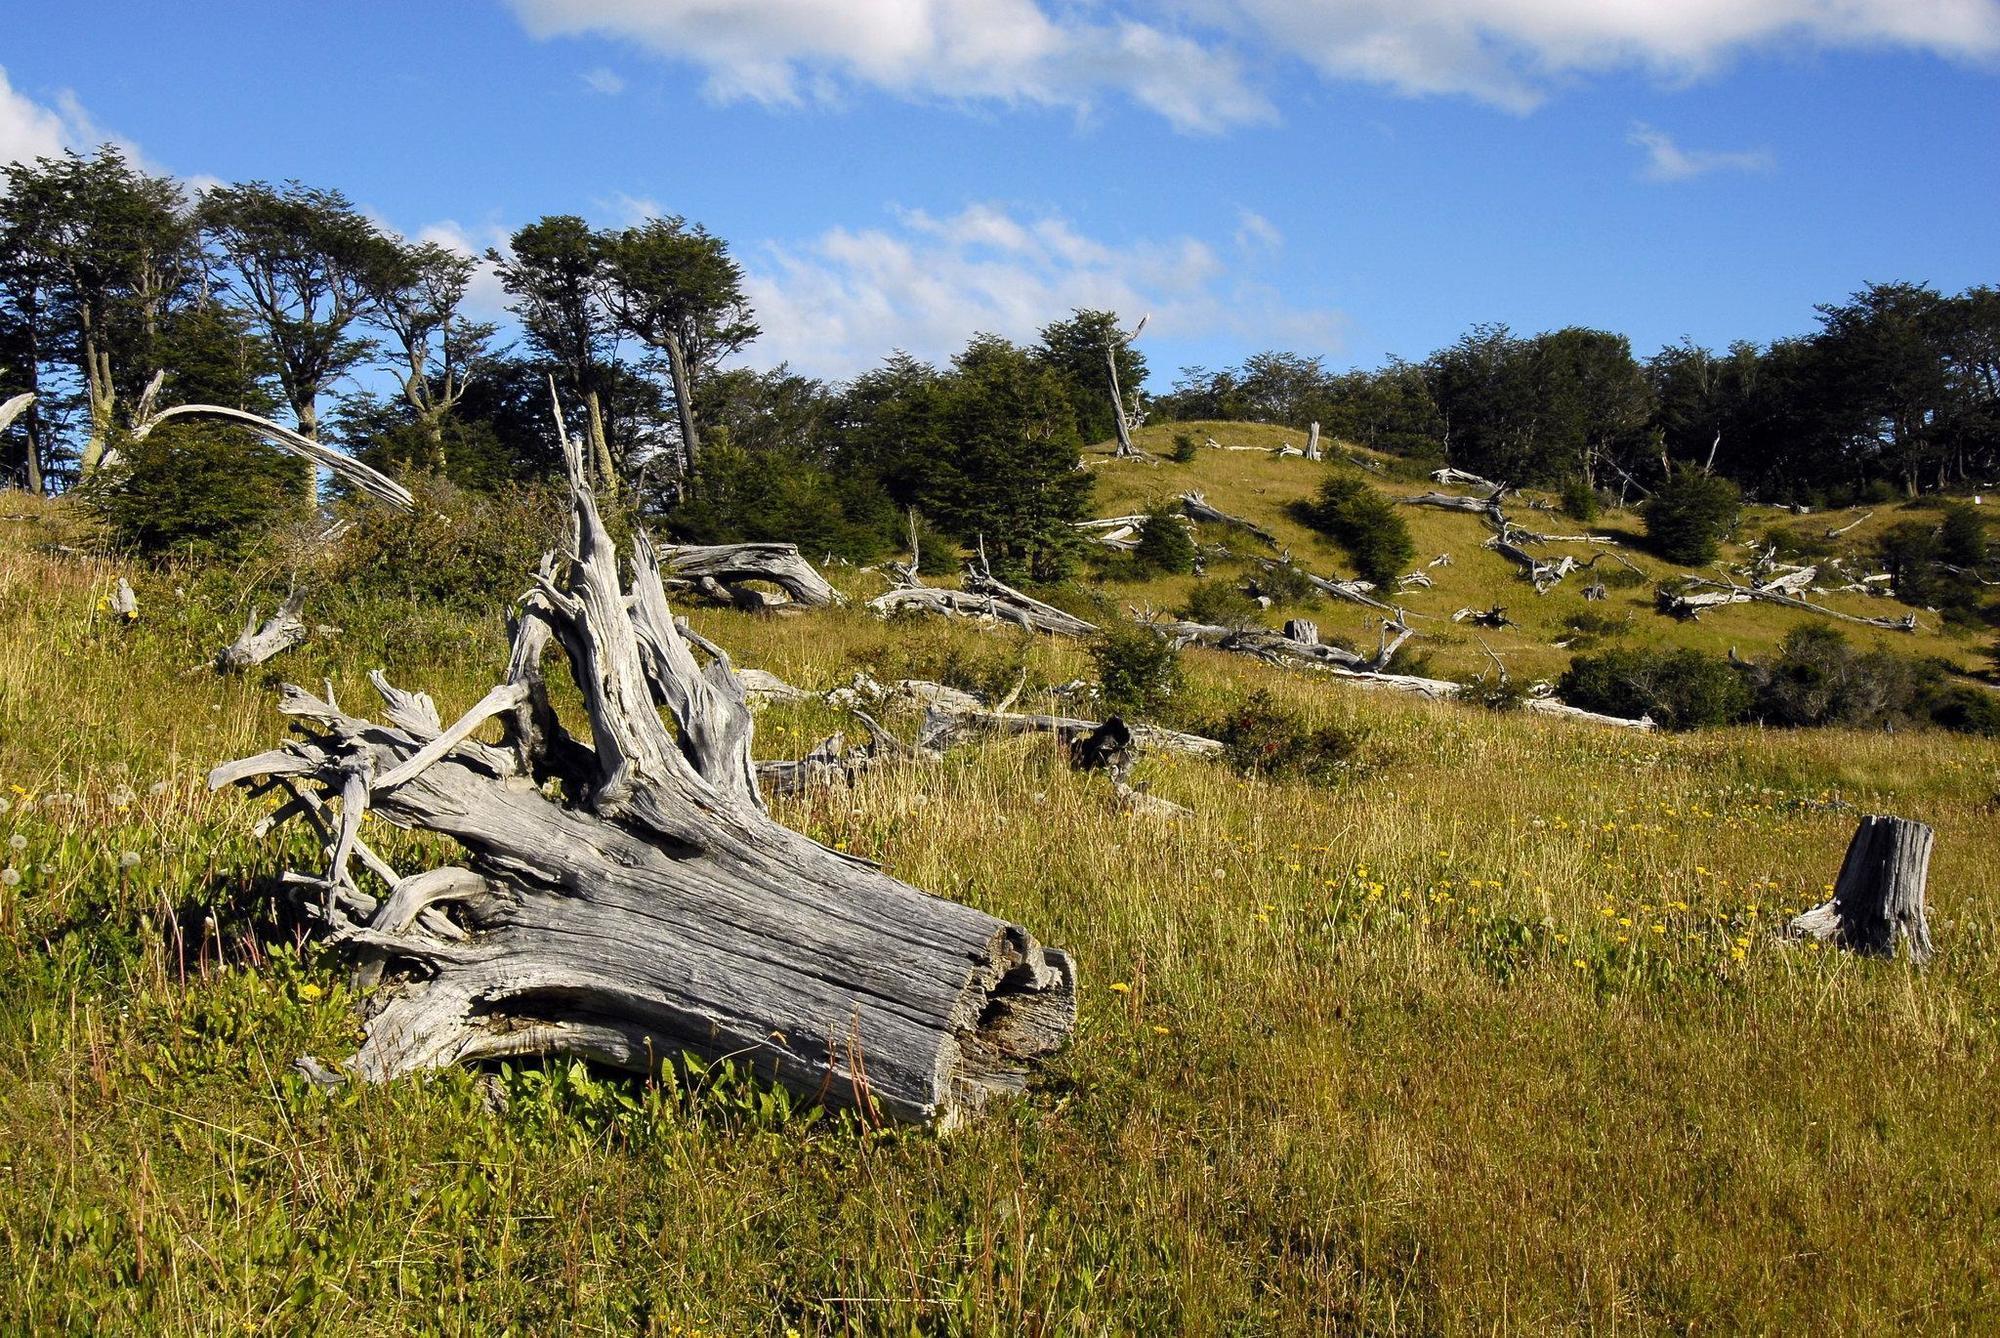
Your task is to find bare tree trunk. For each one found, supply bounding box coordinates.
[1786,816,1934,963]
[664,332,700,482]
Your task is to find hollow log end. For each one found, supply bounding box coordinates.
[938,931,1077,1129]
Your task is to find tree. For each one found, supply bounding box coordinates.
[492,215,622,492]
[200,180,391,505]
[1642,466,1740,565]
[1035,309,1147,445]
[1131,505,1197,574]
[596,215,758,483]
[1531,327,1653,489]
[366,240,493,470]
[1,147,197,479]
[910,335,1092,580]
[1814,283,1953,495]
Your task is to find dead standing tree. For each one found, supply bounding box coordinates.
[211,411,1076,1127]
[1106,314,1149,459]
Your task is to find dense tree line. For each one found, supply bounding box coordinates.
[1158,285,1999,505]
[0,148,1133,578]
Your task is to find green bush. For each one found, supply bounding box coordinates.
[322,475,569,611]
[1131,507,1198,575]
[1919,680,2000,737]
[1090,621,1182,719]
[1182,579,1263,629]
[90,423,299,562]
[1254,561,1322,607]
[1301,468,1415,585]
[1558,646,1751,730]
[1560,478,1600,523]
[1938,503,1987,570]
[1746,625,1916,728]
[1643,468,1740,565]
[1206,690,1359,784]
[1169,432,1198,464]
[1761,523,1837,562]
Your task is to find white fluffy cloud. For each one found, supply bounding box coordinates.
[505,0,2000,123]
[506,0,1274,131]
[738,201,1342,378]
[0,66,102,167]
[1629,123,1774,182]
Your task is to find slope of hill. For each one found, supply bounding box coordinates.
[1082,420,1986,686]
[1,487,1997,1331]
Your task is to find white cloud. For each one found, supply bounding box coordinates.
[1629,122,1774,181]
[1225,0,2000,109]
[580,66,626,95]
[0,66,105,167]
[503,0,2000,124]
[505,0,1275,132]
[413,219,515,319]
[1234,207,1282,251]
[738,201,1342,379]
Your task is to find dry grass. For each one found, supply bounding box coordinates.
[1,492,1997,1333]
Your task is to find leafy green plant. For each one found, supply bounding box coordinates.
[1131,507,1198,575]
[1206,689,1360,784]
[1182,578,1262,629]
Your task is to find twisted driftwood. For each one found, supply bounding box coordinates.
[212,424,1075,1127]
[1786,815,1934,963]
[217,587,308,672]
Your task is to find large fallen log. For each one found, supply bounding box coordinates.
[1786,815,1933,963]
[1402,490,1506,526]
[658,542,842,608]
[869,568,1097,637]
[211,423,1075,1128]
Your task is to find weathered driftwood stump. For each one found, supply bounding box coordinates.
[213,434,1075,1127]
[1787,815,1935,963]
[216,588,308,672]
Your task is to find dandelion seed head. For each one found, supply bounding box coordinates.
[119,851,141,870]
[0,868,18,887]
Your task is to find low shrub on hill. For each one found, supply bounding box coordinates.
[1205,689,1360,784]
[1643,468,1740,565]
[1559,646,1751,730]
[1131,507,1198,575]
[321,475,569,611]
[1182,579,1263,629]
[1300,468,1415,585]
[1091,621,1182,718]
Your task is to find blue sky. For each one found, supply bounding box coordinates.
[3,0,1996,391]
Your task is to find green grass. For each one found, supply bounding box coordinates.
[3,486,1999,1333]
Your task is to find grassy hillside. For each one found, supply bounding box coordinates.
[3,481,1999,1333]
[1085,420,1988,685]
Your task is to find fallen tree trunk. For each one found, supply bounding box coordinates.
[1403,490,1507,526]
[1786,815,1934,963]
[659,542,842,608]
[1180,491,1278,546]
[217,588,308,672]
[1430,467,1505,492]
[212,424,1075,1128]
[1659,577,1920,630]
[869,568,1097,638]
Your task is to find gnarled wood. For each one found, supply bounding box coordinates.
[659,542,842,608]
[217,587,308,672]
[1786,816,1934,963]
[215,418,1075,1128]
[1179,491,1277,546]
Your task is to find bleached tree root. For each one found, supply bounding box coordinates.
[217,588,309,672]
[1786,815,1934,963]
[213,430,1075,1128]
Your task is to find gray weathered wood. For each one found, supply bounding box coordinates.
[217,587,309,672]
[214,420,1075,1128]
[1179,491,1277,546]
[658,542,843,608]
[1786,815,1934,963]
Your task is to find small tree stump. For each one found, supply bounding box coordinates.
[1787,815,1935,963]
[1283,619,1319,647]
